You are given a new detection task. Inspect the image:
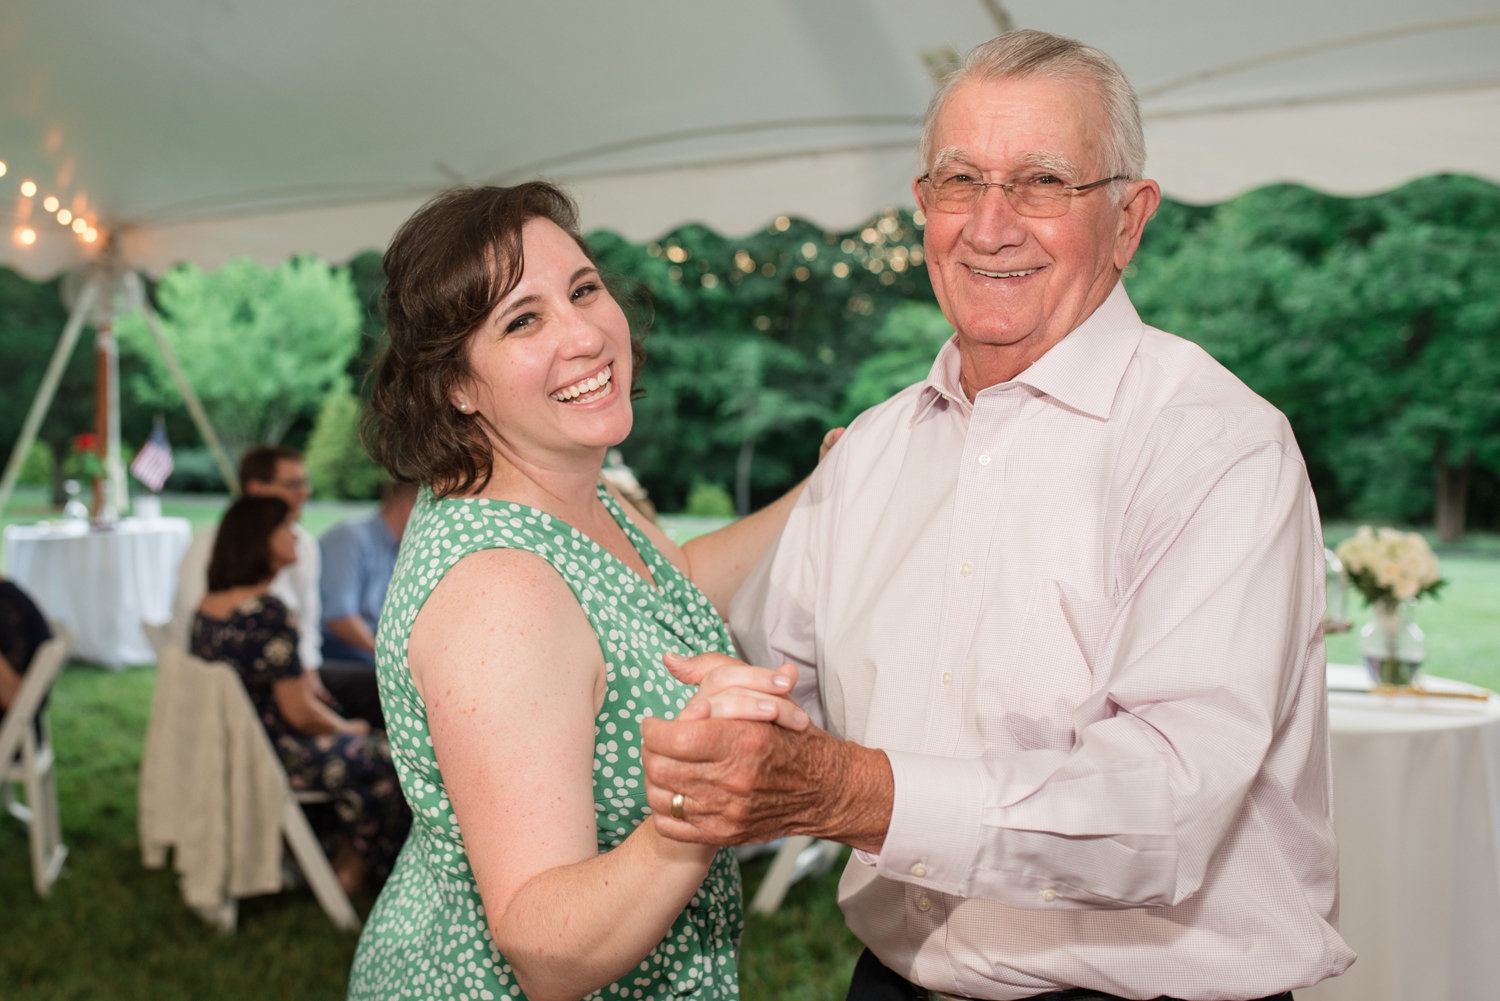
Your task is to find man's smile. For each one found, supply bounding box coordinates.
[963,263,1044,280]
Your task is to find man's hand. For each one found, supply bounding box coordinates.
[642,650,893,852]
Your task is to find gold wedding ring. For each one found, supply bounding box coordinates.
[670,792,685,820]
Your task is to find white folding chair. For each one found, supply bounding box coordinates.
[139,622,359,932]
[740,836,845,914]
[0,625,75,897]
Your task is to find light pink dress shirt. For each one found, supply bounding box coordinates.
[729,284,1355,1001]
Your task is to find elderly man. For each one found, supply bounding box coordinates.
[643,30,1354,1001]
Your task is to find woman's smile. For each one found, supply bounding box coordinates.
[549,361,615,404]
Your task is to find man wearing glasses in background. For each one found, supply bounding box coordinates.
[169,446,324,692]
[643,30,1354,1001]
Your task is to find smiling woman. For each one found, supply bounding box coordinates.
[366,183,647,498]
[348,183,816,1001]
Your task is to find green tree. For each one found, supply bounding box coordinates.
[305,383,386,500]
[118,256,363,458]
[591,209,936,510]
[840,301,953,421]
[1130,176,1500,539]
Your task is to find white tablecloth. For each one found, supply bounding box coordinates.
[3,517,192,668]
[1303,666,1500,1001]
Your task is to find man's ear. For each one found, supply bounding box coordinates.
[1114,179,1162,272]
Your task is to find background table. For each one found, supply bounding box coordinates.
[4,517,192,668]
[1303,667,1500,1001]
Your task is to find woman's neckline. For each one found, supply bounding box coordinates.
[199,587,274,622]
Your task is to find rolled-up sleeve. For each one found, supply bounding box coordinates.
[875,442,1324,909]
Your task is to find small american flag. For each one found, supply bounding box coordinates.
[130,418,175,493]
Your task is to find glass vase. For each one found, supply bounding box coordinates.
[1359,599,1424,687]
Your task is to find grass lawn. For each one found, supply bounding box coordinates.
[1,661,860,1001]
[1,501,1493,998]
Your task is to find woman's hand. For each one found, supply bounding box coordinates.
[339,717,372,737]
[663,652,808,731]
[820,427,846,461]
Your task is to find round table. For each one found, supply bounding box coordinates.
[1302,666,1500,1001]
[3,517,192,668]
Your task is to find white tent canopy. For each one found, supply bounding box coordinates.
[2,0,1498,279]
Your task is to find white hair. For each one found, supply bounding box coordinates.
[917,30,1146,186]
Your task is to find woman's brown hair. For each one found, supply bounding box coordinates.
[364,182,646,498]
[207,496,291,592]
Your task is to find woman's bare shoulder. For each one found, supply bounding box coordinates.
[408,547,599,698]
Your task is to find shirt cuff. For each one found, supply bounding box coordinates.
[875,749,987,897]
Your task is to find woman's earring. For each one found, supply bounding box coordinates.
[457,402,469,413]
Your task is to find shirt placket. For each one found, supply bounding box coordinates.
[919,387,1017,758]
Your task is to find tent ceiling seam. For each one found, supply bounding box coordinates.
[1143,76,1500,121]
[1138,14,1500,99]
[105,139,921,232]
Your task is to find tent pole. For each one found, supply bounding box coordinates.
[135,298,241,497]
[0,278,103,517]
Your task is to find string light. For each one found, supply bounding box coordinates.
[57,208,72,225]
[20,180,36,197]
[72,218,87,233]
[83,228,98,242]
[17,227,36,245]
[42,195,59,213]
[0,161,7,177]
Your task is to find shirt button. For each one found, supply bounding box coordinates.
[911,863,928,877]
[916,895,932,912]
[1040,888,1057,903]
[977,454,991,466]
[941,672,953,686]
[959,562,973,577]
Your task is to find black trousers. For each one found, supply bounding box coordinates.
[846,948,1295,1001]
[318,659,385,730]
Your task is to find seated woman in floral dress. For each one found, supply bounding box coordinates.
[193,496,410,894]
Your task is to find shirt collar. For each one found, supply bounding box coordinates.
[910,282,1143,425]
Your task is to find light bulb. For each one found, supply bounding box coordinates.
[0,161,7,177]
[57,209,72,225]
[18,227,36,245]
[20,180,37,197]
[72,218,87,233]
[43,195,59,212]
[83,228,97,242]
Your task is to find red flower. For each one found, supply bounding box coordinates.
[72,432,101,453]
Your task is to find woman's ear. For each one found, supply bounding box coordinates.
[449,387,474,414]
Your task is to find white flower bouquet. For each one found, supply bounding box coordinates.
[1334,526,1445,606]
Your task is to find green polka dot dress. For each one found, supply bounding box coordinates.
[348,483,743,1000]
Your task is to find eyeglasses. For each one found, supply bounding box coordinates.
[271,477,311,493]
[917,170,1128,218]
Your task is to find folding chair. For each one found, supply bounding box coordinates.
[0,625,75,897]
[741,836,844,914]
[140,623,360,932]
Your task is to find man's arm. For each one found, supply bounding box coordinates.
[325,614,376,656]
[644,442,1324,909]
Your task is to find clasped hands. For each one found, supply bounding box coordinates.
[641,651,893,853]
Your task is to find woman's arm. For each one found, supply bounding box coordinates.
[274,675,367,736]
[409,547,717,1001]
[682,428,845,614]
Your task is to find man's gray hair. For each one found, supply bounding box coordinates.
[917,30,1145,183]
